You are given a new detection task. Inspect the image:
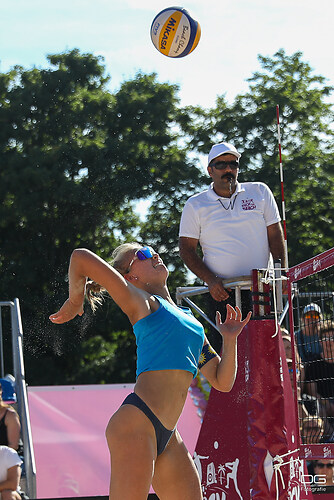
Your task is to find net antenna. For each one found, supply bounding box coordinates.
[276,104,289,269]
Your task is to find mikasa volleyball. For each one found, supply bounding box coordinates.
[150,7,201,58]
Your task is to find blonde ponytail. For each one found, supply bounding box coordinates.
[85,280,106,312]
[85,242,141,311]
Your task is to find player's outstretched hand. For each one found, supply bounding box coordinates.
[216,304,252,339]
[49,299,84,324]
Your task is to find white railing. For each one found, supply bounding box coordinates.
[176,276,252,331]
[176,272,291,327]
[0,299,36,499]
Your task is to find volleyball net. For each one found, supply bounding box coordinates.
[289,248,334,460]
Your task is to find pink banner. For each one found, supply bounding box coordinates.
[28,384,202,498]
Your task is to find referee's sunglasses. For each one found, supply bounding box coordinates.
[211,160,239,169]
[127,246,156,273]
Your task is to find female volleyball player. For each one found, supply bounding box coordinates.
[49,243,251,500]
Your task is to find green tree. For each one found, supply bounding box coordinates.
[181,49,334,265]
[0,49,203,384]
[1,48,333,386]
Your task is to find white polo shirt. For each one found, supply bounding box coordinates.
[179,182,281,279]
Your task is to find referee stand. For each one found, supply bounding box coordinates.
[177,269,311,500]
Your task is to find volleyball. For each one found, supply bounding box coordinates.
[150,7,201,58]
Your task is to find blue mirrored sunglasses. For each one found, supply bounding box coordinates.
[127,246,155,273]
[135,247,155,260]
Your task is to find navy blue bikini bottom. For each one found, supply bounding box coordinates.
[121,392,174,456]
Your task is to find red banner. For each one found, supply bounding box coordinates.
[289,248,334,283]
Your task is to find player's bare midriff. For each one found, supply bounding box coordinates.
[135,369,194,430]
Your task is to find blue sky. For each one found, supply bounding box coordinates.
[1,0,333,109]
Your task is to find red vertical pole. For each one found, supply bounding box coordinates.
[276,105,289,270]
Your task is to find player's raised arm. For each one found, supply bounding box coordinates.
[49,248,141,324]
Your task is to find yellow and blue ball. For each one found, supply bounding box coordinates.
[150,7,201,58]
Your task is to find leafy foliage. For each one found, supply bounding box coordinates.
[0,48,332,385]
[181,49,334,265]
[0,49,203,384]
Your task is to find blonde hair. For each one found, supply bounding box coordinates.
[111,242,142,275]
[86,242,142,312]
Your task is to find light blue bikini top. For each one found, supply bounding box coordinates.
[133,295,205,379]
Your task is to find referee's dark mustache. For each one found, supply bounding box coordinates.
[221,173,235,180]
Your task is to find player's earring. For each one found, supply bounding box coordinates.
[124,274,137,282]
